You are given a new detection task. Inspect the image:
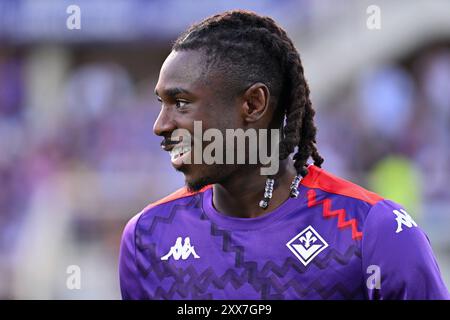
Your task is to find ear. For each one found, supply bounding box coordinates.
[241,83,270,123]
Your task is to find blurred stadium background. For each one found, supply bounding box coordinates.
[0,0,449,299]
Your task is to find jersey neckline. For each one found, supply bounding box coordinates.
[201,183,308,231]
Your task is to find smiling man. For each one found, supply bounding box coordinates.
[119,10,449,300]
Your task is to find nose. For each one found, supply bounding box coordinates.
[153,105,176,137]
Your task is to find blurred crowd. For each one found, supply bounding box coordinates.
[317,48,450,217]
[0,49,185,298]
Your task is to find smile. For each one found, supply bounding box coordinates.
[169,144,192,166]
[162,121,280,175]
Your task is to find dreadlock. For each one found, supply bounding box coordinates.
[173,10,323,207]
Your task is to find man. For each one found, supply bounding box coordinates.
[119,10,449,299]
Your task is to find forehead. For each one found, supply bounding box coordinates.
[156,50,207,92]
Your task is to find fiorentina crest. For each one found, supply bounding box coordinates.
[286,225,328,266]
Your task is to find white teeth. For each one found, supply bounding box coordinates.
[170,145,192,161]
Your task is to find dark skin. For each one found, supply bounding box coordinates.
[154,50,297,218]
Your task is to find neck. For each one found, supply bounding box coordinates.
[212,158,297,218]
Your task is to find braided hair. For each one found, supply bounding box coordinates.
[173,10,323,180]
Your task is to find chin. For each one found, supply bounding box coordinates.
[184,170,216,193]
[182,164,235,192]
[186,178,211,192]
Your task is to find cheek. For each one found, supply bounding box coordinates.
[204,112,235,132]
[169,113,196,138]
[175,104,237,141]
[202,101,237,128]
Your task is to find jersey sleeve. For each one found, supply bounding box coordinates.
[362,199,449,300]
[119,213,144,300]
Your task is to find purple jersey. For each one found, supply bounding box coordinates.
[119,165,449,299]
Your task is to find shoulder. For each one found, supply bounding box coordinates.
[300,166,449,298]
[361,199,429,258]
[301,165,385,237]
[300,165,424,243]
[363,199,418,237]
[301,165,383,206]
[121,185,212,241]
[300,166,429,247]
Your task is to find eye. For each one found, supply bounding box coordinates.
[157,97,162,103]
[175,99,189,109]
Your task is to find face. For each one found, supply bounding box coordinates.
[153,50,246,191]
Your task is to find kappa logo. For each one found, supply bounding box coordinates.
[393,209,417,233]
[286,225,328,266]
[161,237,200,261]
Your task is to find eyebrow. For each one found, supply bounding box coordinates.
[154,87,192,98]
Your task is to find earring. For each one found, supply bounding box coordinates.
[289,167,309,198]
[289,175,301,198]
[259,177,275,209]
